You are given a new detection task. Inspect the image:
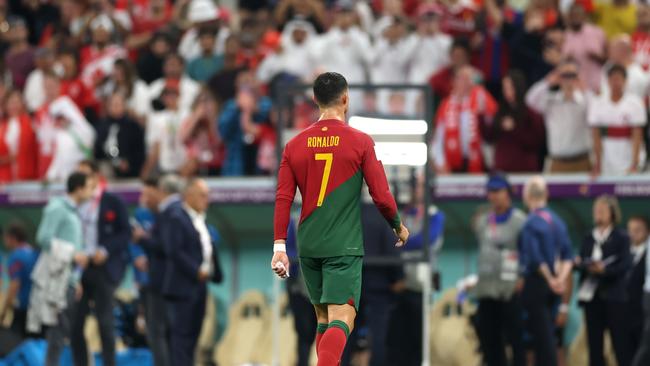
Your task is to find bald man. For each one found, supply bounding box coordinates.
[519,176,573,366]
[161,178,223,366]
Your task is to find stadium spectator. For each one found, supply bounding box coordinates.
[56,49,95,113]
[186,26,224,82]
[148,53,200,112]
[98,59,151,124]
[479,70,545,172]
[4,17,34,90]
[78,14,128,91]
[136,32,172,85]
[595,0,637,39]
[180,90,224,176]
[218,70,272,176]
[33,171,92,366]
[632,5,650,70]
[0,222,38,338]
[274,0,326,34]
[526,60,592,173]
[256,19,317,84]
[428,38,474,102]
[626,215,649,352]
[207,35,245,105]
[0,89,37,182]
[473,174,526,366]
[23,48,55,112]
[94,92,145,178]
[121,0,173,53]
[132,174,184,366]
[177,0,230,61]
[562,3,607,92]
[519,176,573,366]
[576,195,633,366]
[72,160,130,366]
[601,35,650,99]
[632,219,650,366]
[432,66,497,174]
[589,64,647,176]
[142,80,190,178]
[162,178,223,366]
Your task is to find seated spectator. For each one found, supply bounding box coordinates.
[562,3,607,93]
[24,48,55,112]
[589,64,647,176]
[0,222,38,338]
[218,71,272,176]
[180,90,223,176]
[177,0,230,61]
[136,32,172,85]
[632,4,650,70]
[256,19,317,84]
[79,14,128,91]
[148,53,200,112]
[526,60,592,173]
[595,0,637,39]
[601,35,650,99]
[429,38,475,103]
[626,215,649,352]
[432,66,497,174]
[142,81,189,177]
[4,17,35,90]
[0,90,37,182]
[98,59,150,124]
[94,92,145,178]
[186,26,225,82]
[479,70,545,172]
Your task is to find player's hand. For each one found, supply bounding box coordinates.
[394,224,409,248]
[271,251,290,279]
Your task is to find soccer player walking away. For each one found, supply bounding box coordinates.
[272,72,409,366]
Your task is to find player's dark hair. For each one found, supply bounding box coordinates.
[313,72,348,107]
[629,215,650,230]
[67,172,88,194]
[607,64,627,79]
[4,221,28,243]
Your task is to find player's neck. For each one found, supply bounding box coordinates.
[318,108,346,123]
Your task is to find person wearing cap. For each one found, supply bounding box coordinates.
[4,16,35,90]
[177,0,231,62]
[472,174,527,366]
[519,176,573,366]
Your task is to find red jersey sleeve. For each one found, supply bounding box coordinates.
[273,147,297,241]
[360,135,401,230]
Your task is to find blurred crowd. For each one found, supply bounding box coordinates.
[2,0,650,183]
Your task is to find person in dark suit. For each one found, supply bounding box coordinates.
[161,178,223,366]
[71,160,131,366]
[626,215,648,353]
[132,174,185,366]
[576,195,633,366]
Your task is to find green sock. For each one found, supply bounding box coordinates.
[317,323,329,334]
[328,320,350,338]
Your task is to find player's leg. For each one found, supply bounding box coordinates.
[299,257,328,353]
[317,256,362,366]
[314,304,329,354]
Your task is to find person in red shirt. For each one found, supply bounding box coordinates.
[0,90,37,182]
[272,72,409,366]
[57,49,95,112]
[429,38,476,102]
[633,4,650,71]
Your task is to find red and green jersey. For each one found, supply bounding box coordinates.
[274,119,401,258]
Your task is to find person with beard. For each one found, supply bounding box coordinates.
[479,70,545,172]
[562,3,607,93]
[94,92,145,178]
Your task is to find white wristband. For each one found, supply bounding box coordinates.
[273,244,287,253]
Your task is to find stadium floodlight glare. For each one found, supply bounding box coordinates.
[349,116,428,135]
[374,142,428,166]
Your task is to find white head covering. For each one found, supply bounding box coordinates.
[188,0,220,23]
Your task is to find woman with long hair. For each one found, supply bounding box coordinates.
[99,58,150,124]
[480,70,545,172]
[0,89,37,182]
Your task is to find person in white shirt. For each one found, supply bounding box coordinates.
[148,54,200,113]
[526,60,593,173]
[370,16,411,115]
[589,64,647,176]
[142,81,190,178]
[403,7,451,113]
[256,19,317,83]
[97,59,150,125]
[600,35,650,99]
[23,48,55,112]
[177,0,230,61]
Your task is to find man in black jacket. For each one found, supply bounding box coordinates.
[71,160,130,366]
[162,178,223,366]
[627,215,648,352]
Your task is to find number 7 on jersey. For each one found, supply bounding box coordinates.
[315,153,333,207]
